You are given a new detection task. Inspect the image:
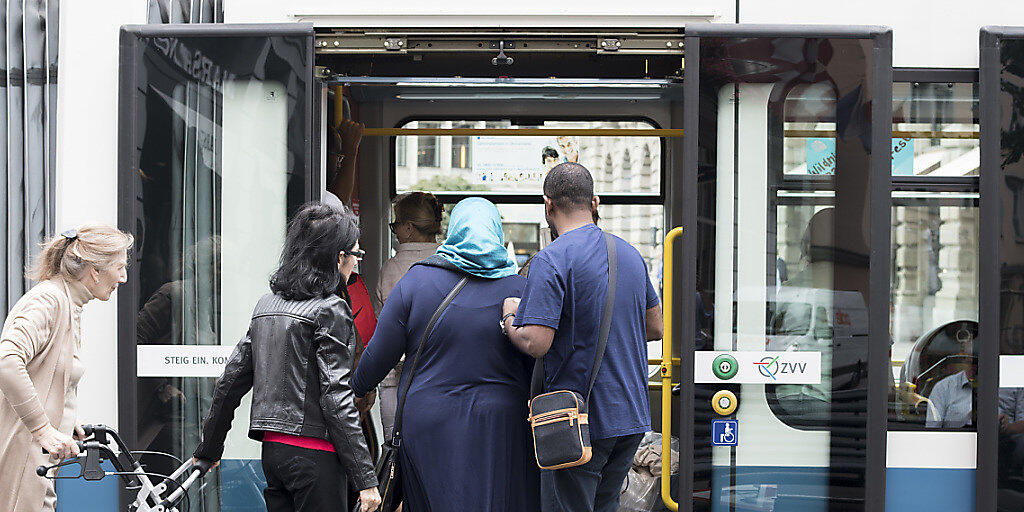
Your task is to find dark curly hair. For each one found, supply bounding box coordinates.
[270,202,359,300]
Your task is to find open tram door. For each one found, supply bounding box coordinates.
[117,23,317,510]
[666,24,893,511]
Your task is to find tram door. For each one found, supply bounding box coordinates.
[982,26,1024,512]
[674,25,893,511]
[117,23,315,510]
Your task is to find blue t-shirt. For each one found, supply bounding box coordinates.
[514,223,660,439]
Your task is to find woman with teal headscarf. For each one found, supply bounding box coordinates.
[352,198,539,511]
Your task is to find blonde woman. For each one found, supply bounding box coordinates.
[0,224,133,512]
[375,191,443,441]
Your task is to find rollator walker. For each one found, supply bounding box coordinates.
[37,424,213,512]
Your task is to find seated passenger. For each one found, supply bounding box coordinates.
[925,334,976,428]
[351,198,539,512]
[999,388,1024,478]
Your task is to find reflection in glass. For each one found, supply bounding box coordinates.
[883,79,980,432]
[126,33,311,511]
[892,82,979,177]
[691,34,881,512]
[997,36,1024,509]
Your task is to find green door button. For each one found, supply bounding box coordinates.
[712,354,738,380]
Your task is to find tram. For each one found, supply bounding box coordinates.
[39,2,1024,511]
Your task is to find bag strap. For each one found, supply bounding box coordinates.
[586,233,618,402]
[529,233,617,402]
[392,276,469,445]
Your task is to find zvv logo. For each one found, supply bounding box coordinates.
[754,355,808,380]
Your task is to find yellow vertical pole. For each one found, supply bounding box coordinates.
[661,227,684,511]
[331,85,345,128]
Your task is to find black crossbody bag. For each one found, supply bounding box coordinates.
[527,233,617,470]
[369,276,469,512]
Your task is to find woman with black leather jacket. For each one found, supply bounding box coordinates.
[193,202,382,512]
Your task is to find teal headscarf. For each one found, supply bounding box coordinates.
[435,198,517,279]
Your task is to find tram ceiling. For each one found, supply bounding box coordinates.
[313,30,685,55]
[313,30,686,78]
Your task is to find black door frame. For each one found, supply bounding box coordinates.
[116,22,315,510]
[679,23,893,512]
[979,25,1024,512]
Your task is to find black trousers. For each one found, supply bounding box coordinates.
[261,442,349,512]
[541,433,645,512]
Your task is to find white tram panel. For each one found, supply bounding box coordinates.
[713,83,830,469]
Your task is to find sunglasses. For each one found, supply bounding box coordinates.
[389,221,404,234]
[344,248,365,260]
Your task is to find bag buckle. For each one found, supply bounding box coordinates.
[393,433,401,447]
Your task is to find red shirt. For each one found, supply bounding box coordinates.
[348,273,377,347]
[262,432,335,452]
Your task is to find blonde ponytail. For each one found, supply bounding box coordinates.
[30,224,134,282]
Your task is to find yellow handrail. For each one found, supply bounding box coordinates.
[360,127,977,139]
[363,127,683,137]
[649,357,681,366]
[661,226,684,511]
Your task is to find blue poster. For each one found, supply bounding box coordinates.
[806,137,914,175]
[891,137,914,175]
[806,138,836,175]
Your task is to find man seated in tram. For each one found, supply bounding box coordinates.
[925,330,976,429]
[999,387,1024,479]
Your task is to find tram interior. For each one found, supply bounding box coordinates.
[128,30,984,511]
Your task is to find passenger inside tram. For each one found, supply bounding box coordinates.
[925,328,976,428]
[999,387,1024,480]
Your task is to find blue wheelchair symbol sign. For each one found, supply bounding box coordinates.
[711,420,738,446]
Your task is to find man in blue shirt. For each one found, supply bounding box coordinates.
[501,162,664,512]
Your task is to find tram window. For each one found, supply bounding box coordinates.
[416,121,442,168]
[891,82,979,177]
[393,119,662,196]
[451,122,474,170]
[396,136,408,167]
[387,202,664,287]
[767,77,981,431]
[390,118,666,364]
[888,81,979,430]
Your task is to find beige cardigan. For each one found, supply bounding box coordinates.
[0,278,92,512]
[375,242,439,387]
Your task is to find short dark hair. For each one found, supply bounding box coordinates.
[543,162,594,212]
[270,202,359,301]
[541,146,559,162]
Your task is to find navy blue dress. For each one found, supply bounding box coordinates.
[351,263,539,512]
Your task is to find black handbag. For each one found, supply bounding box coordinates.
[367,276,469,512]
[527,233,617,470]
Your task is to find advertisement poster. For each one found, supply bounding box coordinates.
[471,135,579,189]
[806,137,914,175]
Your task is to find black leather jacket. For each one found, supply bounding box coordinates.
[194,293,377,491]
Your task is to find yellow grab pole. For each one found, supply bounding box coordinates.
[331,85,345,127]
[661,227,684,511]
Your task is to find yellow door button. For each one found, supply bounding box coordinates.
[712,390,738,416]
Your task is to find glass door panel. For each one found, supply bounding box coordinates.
[981,26,1024,512]
[118,24,314,511]
[680,25,892,512]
